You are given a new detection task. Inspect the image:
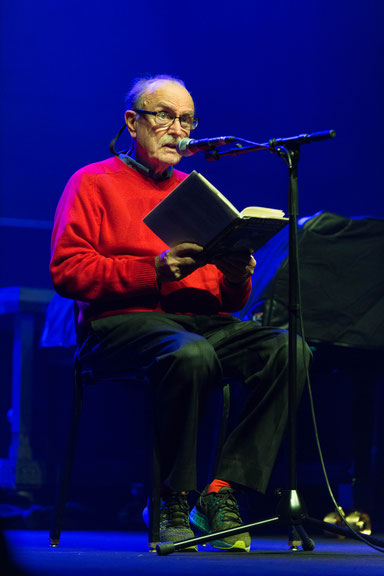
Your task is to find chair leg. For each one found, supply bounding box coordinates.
[213,382,230,474]
[148,444,161,551]
[147,379,161,551]
[49,375,83,546]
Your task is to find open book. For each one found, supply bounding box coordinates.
[143,170,288,259]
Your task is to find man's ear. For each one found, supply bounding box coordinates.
[125,110,137,138]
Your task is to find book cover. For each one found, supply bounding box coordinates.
[143,170,288,258]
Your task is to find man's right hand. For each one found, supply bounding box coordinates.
[155,243,205,283]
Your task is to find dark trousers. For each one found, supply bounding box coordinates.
[78,312,310,494]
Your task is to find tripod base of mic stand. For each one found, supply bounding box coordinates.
[156,489,384,555]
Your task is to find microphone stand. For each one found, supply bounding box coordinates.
[156,130,384,555]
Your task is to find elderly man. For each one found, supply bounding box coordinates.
[50,74,309,552]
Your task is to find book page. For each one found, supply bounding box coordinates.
[240,206,286,219]
[197,173,241,216]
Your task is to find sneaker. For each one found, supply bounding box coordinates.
[143,492,197,551]
[189,486,251,552]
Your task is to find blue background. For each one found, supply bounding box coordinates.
[1,0,383,240]
[0,0,383,525]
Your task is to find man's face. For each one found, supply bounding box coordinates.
[125,81,195,175]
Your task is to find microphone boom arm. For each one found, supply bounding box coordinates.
[204,130,336,161]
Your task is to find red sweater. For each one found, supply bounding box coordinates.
[50,156,251,324]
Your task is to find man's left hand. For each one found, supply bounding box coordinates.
[213,251,256,284]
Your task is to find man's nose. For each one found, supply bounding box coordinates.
[168,117,186,136]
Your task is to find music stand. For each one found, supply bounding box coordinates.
[156,130,384,555]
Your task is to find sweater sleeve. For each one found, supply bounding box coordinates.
[219,274,252,312]
[50,170,159,302]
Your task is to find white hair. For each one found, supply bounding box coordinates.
[125,75,187,110]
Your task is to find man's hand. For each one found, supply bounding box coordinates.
[213,251,256,285]
[155,243,205,283]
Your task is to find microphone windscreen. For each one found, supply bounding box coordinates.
[176,138,194,157]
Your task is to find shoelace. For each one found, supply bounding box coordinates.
[161,493,190,527]
[209,490,242,525]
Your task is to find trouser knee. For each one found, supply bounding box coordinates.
[172,336,222,383]
[150,333,222,388]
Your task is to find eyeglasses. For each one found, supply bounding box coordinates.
[134,109,199,131]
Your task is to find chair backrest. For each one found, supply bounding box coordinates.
[73,300,88,348]
[40,293,76,348]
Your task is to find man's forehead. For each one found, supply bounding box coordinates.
[143,81,194,109]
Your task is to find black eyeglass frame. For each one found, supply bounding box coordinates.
[133,109,199,130]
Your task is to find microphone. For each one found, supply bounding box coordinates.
[176,136,236,157]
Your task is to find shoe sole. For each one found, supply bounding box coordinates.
[189,507,250,552]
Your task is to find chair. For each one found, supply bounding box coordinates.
[49,306,161,550]
[49,302,230,550]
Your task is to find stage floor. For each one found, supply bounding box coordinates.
[3,529,384,576]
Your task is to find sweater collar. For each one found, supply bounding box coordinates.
[118,152,173,182]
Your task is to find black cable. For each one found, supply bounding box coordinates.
[109,124,129,155]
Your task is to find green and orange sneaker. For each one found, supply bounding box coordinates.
[189,486,251,552]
